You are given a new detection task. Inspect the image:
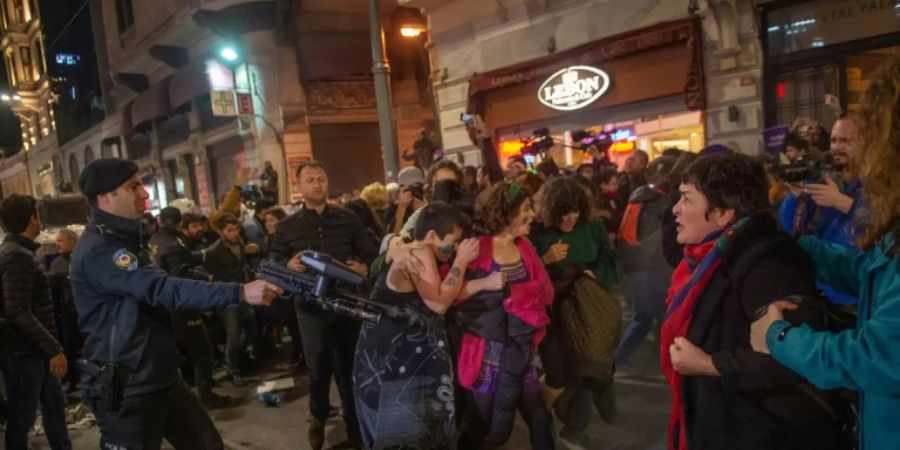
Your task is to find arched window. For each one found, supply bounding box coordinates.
[84,145,95,165]
[69,153,80,188]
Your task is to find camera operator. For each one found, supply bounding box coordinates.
[751,55,900,450]
[778,115,865,304]
[384,166,427,235]
[269,160,377,450]
[780,115,863,246]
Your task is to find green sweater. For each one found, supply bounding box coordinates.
[531,220,617,288]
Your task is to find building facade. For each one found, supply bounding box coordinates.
[1,0,435,213]
[399,0,769,168]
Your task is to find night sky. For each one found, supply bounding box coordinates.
[0,0,92,154]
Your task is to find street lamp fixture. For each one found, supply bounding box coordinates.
[400,26,424,38]
[219,46,239,62]
[393,7,427,39]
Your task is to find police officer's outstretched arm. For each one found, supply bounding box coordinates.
[86,241,281,309]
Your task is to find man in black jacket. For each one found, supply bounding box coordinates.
[149,207,229,407]
[269,160,378,450]
[0,195,72,450]
[71,158,280,449]
[205,213,257,387]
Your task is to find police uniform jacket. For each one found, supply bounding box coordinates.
[148,226,208,281]
[72,208,244,396]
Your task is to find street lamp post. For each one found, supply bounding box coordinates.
[368,0,400,183]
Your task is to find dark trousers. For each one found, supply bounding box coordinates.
[0,352,72,450]
[217,304,257,375]
[59,304,83,390]
[295,306,359,430]
[273,296,303,361]
[87,381,222,450]
[171,311,215,391]
[614,270,668,366]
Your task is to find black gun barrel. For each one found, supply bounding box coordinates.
[258,260,386,323]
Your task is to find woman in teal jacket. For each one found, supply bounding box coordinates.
[751,56,900,450]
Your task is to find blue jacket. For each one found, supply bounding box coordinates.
[778,179,864,304]
[72,208,244,396]
[767,234,900,450]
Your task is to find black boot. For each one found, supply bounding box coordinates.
[309,418,326,450]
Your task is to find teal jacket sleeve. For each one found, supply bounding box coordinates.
[767,272,900,394]
[798,236,867,298]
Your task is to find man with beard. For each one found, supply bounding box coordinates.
[778,114,865,304]
[204,214,257,388]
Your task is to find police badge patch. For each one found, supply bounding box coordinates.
[113,249,139,271]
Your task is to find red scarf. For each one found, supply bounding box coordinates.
[660,235,724,450]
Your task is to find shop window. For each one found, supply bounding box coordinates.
[115,0,135,33]
[845,46,900,114]
[774,65,840,132]
[765,0,900,57]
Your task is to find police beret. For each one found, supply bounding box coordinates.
[79,158,140,197]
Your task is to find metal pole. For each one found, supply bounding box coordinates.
[368,0,400,183]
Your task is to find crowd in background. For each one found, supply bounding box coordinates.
[0,56,898,450]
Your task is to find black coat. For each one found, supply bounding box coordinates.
[0,235,62,358]
[681,213,845,450]
[204,240,250,284]
[148,226,207,281]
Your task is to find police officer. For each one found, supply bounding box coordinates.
[148,207,229,409]
[71,158,281,449]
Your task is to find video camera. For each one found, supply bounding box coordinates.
[775,157,834,183]
[258,253,404,323]
[520,128,554,156]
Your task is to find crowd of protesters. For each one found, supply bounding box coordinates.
[0,56,898,450]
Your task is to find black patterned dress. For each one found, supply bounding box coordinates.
[353,274,457,450]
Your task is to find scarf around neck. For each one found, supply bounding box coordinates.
[659,215,750,450]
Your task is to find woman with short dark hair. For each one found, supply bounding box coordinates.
[661,153,845,450]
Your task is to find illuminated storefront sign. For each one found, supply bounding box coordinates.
[538,66,611,111]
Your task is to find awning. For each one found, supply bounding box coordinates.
[131,78,172,126]
[169,61,210,108]
[468,18,701,98]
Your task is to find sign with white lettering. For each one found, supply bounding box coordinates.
[538,66,611,111]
